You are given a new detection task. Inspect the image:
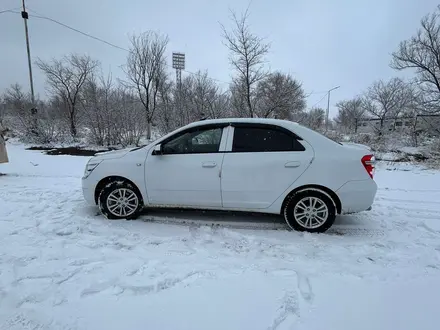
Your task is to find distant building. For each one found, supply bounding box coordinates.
[356,114,440,135]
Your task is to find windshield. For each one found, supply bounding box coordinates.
[129,138,159,152]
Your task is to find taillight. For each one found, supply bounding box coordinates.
[361,154,375,179]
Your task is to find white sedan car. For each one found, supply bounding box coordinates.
[82,118,377,233]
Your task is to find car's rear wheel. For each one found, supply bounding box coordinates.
[98,181,143,220]
[283,190,336,233]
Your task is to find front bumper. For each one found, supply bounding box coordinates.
[82,178,97,205]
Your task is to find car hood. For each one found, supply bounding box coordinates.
[93,148,134,160]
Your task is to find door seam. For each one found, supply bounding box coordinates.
[219,126,232,207]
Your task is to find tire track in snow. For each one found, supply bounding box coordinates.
[378,187,440,193]
[373,204,440,219]
[0,310,74,330]
[80,271,212,298]
[259,268,315,330]
[142,216,386,238]
[2,173,81,179]
[376,196,440,205]
[267,291,300,330]
[296,273,314,303]
[374,193,440,234]
[118,271,208,296]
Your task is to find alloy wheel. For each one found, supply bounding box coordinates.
[293,196,329,229]
[106,188,139,218]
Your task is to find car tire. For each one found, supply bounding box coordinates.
[98,181,143,220]
[283,190,336,233]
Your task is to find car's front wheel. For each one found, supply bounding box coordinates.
[283,190,336,233]
[98,181,143,220]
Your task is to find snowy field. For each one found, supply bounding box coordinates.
[1,142,440,330]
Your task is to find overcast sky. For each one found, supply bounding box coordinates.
[0,0,438,117]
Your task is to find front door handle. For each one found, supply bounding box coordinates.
[202,161,217,168]
[285,161,301,168]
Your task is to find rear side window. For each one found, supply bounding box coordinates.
[232,127,305,152]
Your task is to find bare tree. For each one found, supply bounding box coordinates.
[0,95,5,126]
[391,6,440,113]
[209,91,231,119]
[255,71,306,119]
[192,71,223,119]
[178,70,230,120]
[3,84,34,135]
[158,72,230,129]
[123,31,169,139]
[32,99,64,144]
[112,88,146,147]
[229,78,251,118]
[81,72,117,146]
[364,78,414,131]
[36,54,98,138]
[335,97,365,132]
[80,71,149,147]
[3,84,62,143]
[155,77,176,134]
[177,76,197,125]
[303,107,325,130]
[221,8,270,117]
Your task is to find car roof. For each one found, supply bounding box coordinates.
[183,118,341,149]
[185,117,299,128]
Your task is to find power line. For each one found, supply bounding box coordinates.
[29,11,130,52]
[310,93,328,108]
[305,90,331,98]
[0,7,20,14]
[310,90,332,95]
[21,8,231,86]
[6,8,326,93]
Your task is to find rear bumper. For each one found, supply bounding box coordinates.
[336,179,377,214]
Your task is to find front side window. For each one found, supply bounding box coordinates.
[162,127,223,154]
[232,126,305,152]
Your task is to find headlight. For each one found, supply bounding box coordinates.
[83,160,102,178]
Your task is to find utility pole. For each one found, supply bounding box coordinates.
[21,0,35,106]
[325,85,340,132]
[21,0,38,135]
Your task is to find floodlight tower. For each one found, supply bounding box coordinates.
[172,52,185,121]
[172,52,185,88]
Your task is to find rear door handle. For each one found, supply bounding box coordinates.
[285,161,301,168]
[202,161,217,168]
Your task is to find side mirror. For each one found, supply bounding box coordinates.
[152,144,162,155]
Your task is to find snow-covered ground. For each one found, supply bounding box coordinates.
[1,142,440,330]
